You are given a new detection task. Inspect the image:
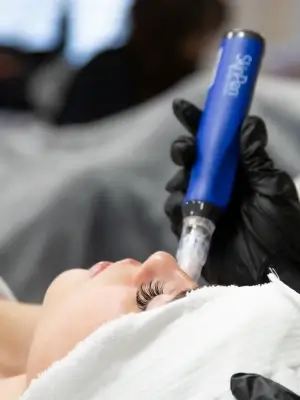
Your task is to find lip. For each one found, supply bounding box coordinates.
[90,262,113,277]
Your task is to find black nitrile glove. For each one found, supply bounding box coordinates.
[165,99,300,288]
[231,373,300,399]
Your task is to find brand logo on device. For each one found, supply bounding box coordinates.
[225,54,252,97]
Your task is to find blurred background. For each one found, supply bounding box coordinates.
[1,0,300,302]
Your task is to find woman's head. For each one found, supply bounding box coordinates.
[26,252,198,383]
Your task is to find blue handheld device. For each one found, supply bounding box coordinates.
[177,29,265,282]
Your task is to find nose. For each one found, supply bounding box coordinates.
[134,251,195,287]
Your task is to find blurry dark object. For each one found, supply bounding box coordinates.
[0,46,32,110]
[165,99,300,289]
[231,373,300,399]
[55,0,228,126]
[0,46,64,112]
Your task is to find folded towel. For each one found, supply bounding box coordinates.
[21,274,300,400]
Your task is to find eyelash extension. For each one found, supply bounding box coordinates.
[136,281,165,311]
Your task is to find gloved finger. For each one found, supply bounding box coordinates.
[170,135,196,168]
[231,373,300,400]
[240,116,268,156]
[172,99,202,136]
[165,169,189,193]
[164,191,184,229]
[239,116,269,179]
[240,116,299,201]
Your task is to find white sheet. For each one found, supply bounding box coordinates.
[21,273,300,400]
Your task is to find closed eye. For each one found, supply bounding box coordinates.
[136,281,165,311]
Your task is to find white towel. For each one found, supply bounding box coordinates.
[21,274,300,400]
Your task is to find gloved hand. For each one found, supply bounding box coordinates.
[231,373,300,399]
[165,99,300,288]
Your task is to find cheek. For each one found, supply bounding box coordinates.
[27,286,138,383]
[43,269,89,307]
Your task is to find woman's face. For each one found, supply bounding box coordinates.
[27,252,197,383]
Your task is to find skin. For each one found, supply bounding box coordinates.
[0,252,197,399]
[0,301,41,378]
